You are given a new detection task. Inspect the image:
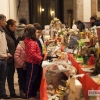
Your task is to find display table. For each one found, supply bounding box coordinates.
[40,54,100,100]
[40,69,83,100]
[68,54,99,100]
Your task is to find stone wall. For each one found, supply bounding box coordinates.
[63,0,73,23]
[17,0,99,24]
[63,0,85,26]
[96,0,100,17]
[91,0,96,16]
[63,0,74,28]
[17,0,29,23]
[17,0,84,25]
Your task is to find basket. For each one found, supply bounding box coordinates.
[45,70,68,89]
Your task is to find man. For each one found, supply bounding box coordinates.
[33,23,44,98]
[34,23,43,55]
[4,19,19,98]
[0,14,11,99]
[15,18,27,40]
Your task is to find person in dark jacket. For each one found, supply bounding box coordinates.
[4,19,19,98]
[33,23,44,97]
[90,16,100,27]
[68,34,80,49]
[15,18,27,40]
[75,20,85,32]
[34,23,43,54]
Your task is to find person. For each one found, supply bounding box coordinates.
[33,23,44,55]
[14,37,26,98]
[14,24,32,98]
[90,16,100,27]
[91,40,100,75]
[4,19,19,98]
[33,23,44,99]
[15,18,27,40]
[24,24,43,100]
[0,14,11,99]
[68,34,79,49]
[75,20,85,32]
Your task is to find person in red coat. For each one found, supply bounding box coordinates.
[24,25,43,100]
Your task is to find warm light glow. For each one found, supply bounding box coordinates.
[50,10,55,17]
[41,8,44,12]
[51,11,54,14]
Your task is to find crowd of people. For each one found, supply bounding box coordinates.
[0,14,44,100]
[0,13,100,100]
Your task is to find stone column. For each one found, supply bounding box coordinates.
[8,0,17,20]
[73,0,76,21]
[73,0,91,22]
[75,0,83,21]
[0,0,21,21]
[91,0,96,16]
[96,0,100,17]
[0,0,10,19]
[83,0,91,22]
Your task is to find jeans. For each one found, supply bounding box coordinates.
[0,59,7,96]
[5,63,15,95]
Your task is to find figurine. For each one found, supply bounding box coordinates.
[88,53,95,65]
[47,85,55,96]
[48,94,60,100]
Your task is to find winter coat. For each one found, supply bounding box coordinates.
[24,38,43,64]
[15,24,25,39]
[68,35,79,49]
[0,28,8,58]
[14,41,26,68]
[4,27,16,64]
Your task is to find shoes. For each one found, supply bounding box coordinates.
[10,93,20,98]
[0,94,11,99]
[20,90,26,99]
[35,91,40,99]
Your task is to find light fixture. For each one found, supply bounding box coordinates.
[41,8,44,12]
[51,11,54,14]
[50,10,55,18]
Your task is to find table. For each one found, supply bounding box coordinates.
[40,54,100,100]
[68,54,99,100]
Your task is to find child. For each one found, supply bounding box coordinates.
[24,25,43,100]
[14,24,32,98]
[14,39,26,98]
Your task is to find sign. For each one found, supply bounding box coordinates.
[88,90,100,96]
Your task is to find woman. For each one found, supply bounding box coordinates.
[24,24,43,100]
[4,19,19,98]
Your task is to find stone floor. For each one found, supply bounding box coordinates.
[4,70,27,100]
